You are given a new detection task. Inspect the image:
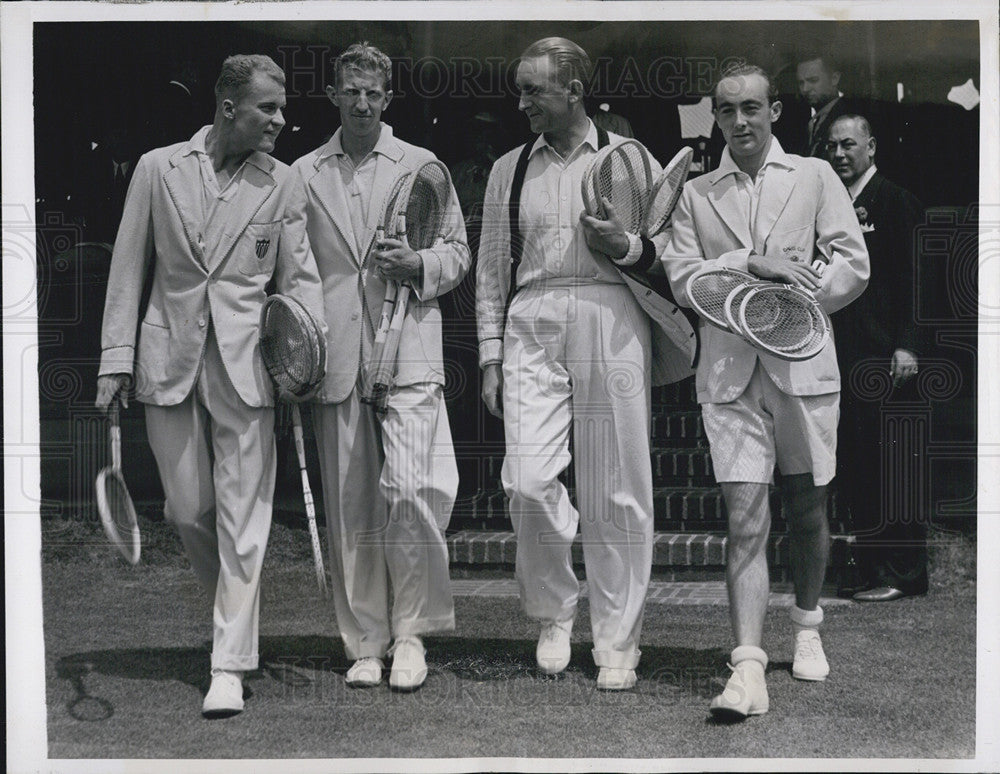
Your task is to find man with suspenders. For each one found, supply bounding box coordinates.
[477,37,695,690]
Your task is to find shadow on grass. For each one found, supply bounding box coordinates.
[56,633,735,720]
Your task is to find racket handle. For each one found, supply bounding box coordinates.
[109,400,122,472]
[370,284,411,412]
[811,256,828,277]
[291,404,328,597]
[373,282,399,345]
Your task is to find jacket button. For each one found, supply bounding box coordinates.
[351,313,359,321]
[198,319,206,328]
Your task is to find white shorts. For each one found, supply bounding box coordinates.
[701,363,838,486]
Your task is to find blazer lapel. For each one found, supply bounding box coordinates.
[206,156,277,273]
[753,164,797,249]
[707,178,753,249]
[163,149,208,267]
[309,157,361,265]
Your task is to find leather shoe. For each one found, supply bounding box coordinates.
[710,659,768,719]
[202,669,244,718]
[536,619,573,675]
[597,668,637,691]
[389,636,427,691]
[853,586,910,602]
[345,657,384,687]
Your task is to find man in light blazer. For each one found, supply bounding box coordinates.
[287,42,469,691]
[96,55,326,718]
[661,62,869,718]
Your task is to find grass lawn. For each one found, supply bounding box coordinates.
[39,515,977,762]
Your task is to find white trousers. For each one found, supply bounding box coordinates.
[145,329,276,672]
[312,383,457,660]
[501,283,654,670]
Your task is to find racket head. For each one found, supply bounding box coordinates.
[381,171,413,235]
[685,267,757,331]
[643,146,694,237]
[723,281,768,336]
[259,294,327,400]
[96,467,140,565]
[738,284,830,360]
[581,139,652,233]
[403,160,452,251]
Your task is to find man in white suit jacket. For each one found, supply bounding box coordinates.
[661,63,869,718]
[96,55,326,717]
[287,43,469,691]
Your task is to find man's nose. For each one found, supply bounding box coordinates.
[272,109,286,128]
[518,93,530,111]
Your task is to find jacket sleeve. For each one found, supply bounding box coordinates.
[99,152,155,377]
[893,188,924,354]
[811,161,870,314]
[275,164,327,338]
[476,155,512,368]
[658,184,751,307]
[411,169,471,303]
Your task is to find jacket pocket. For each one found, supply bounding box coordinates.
[764,224,813,264]
[238,221,280,276]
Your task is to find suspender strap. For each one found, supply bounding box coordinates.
[502,126,612,324]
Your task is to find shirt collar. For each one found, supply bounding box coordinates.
[848,164,878,200]
[182,125,273,174]
[317,123,403,164]
[710,137,795,185]
[529,119,600,161]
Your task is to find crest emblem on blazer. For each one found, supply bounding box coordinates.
[255,238,271,259]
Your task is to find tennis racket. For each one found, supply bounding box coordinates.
[365,159,453,412]
[259,294,329,596]
[581,138,652,234]
[95,399,141,565]
[642,146,694,237]
[737,283,830,360]
[685,267,759,332]
[362,171,412,406]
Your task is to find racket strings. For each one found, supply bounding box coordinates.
[404,162,451,251]
[739,287,828,356]
[643,148,692,236]
[594,144,649,233]
[260,298,325,396]
[687,270,755,330]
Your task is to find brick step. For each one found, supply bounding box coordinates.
[446,529,854,575]
[453,486,849,534]
[652,447,715,486]
[651,410,707,445]
[650,377,699,409]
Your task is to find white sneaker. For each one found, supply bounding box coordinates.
[389,636,427,691]
[709,660,769,719]
[597,667,637,691]
[792,630,830,681]
[345,657,384,688]
[536,620,573,675]
[202,669,244,718]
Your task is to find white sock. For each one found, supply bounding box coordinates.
[790,604,823,636]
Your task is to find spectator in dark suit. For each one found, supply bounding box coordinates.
[825,114,929,602]
[796,54,856,158]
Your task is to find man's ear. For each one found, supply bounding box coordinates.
[869,136,877,157]
[223,98,236,120]
[769,99,783,123]
[383,90,393,111]
[567,78,585,103]
[831,71,841,90]
[325,85,338,106]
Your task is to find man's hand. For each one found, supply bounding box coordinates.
[580,198,630,260]
[481,363,504,419]
[95,373,131,413]
[374,238,422,283]
[890,348,918,388]
[747,251,822,292]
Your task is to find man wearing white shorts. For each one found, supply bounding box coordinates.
[661,62,869,718]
